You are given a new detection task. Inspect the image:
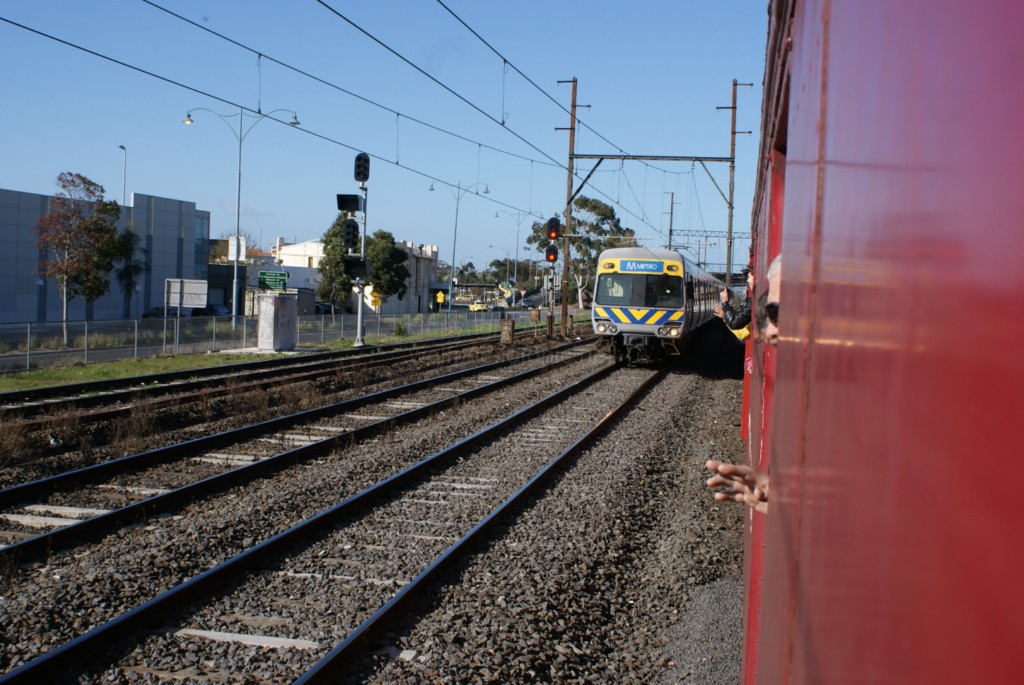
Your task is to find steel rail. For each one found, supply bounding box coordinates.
[0,329,530,421]
[1,335,501,429]
[0,355,621,684]
[0,339,594,566]
[295,367,667,683]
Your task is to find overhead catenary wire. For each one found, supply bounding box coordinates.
[433,0,699,179]
[308,1,672,236]
[139,0,557,170]
[312,0,564,170]
[144,0,676,236]
[431,0,725,244]
[0,14,538,223]
[138,0,670,234]
[0,9,675,240]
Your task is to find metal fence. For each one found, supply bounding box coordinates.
[0,309,579,372]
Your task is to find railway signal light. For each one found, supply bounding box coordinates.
[545,217,561,241]
[354,152,370,183]
[545,244,559,263]
[342,219,360,250]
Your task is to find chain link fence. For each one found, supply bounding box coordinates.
[0,309,579,372]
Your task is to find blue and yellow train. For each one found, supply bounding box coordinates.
[590,246,723,364]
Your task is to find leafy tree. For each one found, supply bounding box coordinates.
[366,230,411,300]
[456,261,478,283]
[316,212,354,308]
[35,172,122,344]
[488,258,511,283]
[525,198,636,306]
[564,197,636,305]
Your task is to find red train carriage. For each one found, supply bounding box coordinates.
[741,1,1024,683]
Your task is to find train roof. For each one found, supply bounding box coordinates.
[597,246,720,282]
[597,246,683,262]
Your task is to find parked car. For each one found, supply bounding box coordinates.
[469,300,490,312]
[142,306,188,318]
[191,304,230,317]
[314,302,337,315]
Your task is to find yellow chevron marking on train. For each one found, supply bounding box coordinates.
[628,308,649,321]
[610,308,628,322]
[668,312,684,321]
[644,310,664,324]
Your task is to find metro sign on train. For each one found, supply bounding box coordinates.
[619,259,665,273]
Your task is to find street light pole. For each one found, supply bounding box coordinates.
[495,209,533,306]
[118,145,127,206]
[184,107,300,328]
[449,182,461,318]
[429,180,489,319]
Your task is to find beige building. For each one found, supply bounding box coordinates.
[273,238,324,269]
[272,237,441,314]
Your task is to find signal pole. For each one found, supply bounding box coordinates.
[353,153,370,347]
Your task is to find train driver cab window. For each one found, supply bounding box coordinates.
[646,275,682,307]
[595,274,631,306]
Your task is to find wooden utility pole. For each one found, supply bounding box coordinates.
[718,79,752,287]
[666,191,676,250]
[558,78,578,338]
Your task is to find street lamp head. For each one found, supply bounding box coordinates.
[118,145,126,151]
[429,183,435,192]
[183,113,193,125]
[288,114,300,126]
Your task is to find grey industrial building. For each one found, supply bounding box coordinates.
[0,187,211,324]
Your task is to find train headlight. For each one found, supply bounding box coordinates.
[657,327,667,336]
[668,326,681,337]
[596,322,608,333]
[608,324,618,334]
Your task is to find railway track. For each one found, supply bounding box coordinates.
[0,331,577,488]
[0,339,592,561]
[0,356,663,683]
[0,330,524,424]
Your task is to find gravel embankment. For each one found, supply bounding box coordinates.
[349,330,748,684]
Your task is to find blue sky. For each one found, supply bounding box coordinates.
[1,1,767,272]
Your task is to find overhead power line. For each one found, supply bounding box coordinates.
[307,0,674,234]
[0,14,537,220]
[313,0,564,170]
[1,9,690,239]
[140,0,558,169]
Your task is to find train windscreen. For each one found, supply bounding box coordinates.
[595,273,683,308]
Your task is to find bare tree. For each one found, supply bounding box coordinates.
[35,172,121,344]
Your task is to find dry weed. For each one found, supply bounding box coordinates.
[111,401,155,455]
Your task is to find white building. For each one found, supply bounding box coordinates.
[272,237,440,314]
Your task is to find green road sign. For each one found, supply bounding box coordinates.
[259,271,287,290]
